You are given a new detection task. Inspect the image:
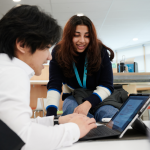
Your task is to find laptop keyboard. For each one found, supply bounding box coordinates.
[80,125,120,140]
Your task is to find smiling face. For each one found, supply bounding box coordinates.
[27,45,52,75]
[72,25,90,53]
[15,41,52,76]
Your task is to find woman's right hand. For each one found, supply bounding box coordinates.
[73,101,92,116]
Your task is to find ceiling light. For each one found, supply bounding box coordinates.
[77,13,84,16]
[133,38,138,41]
[13,0,21,2]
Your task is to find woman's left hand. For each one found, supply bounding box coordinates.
[74,101,92,116]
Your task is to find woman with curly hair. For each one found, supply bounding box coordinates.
[46,15,119,121]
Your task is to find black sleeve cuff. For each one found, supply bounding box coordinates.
[46,107,57,116]
[83,94,101,108]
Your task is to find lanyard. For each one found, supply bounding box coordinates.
[73,55,87,89]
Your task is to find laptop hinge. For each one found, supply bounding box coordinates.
[131,118,150,135]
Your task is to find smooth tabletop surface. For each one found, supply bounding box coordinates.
[61,139,150,150]
[61,121,150,150]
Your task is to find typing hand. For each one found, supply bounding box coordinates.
[69,115,97,138]
[74,101,92,116]
[58,113,80,124]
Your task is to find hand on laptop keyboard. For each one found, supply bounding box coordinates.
[69,115,97,138]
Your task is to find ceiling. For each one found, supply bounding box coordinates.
[0,0,150,50]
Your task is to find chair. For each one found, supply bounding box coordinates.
[32,98,47,118]
[32,98,63,118]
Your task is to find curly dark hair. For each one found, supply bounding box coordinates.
[56,15,114,78]
[0,5,62,59]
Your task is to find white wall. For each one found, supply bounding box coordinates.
[145,43,150,72]
[114,43,150,72]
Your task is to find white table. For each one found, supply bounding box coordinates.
[61,121,150,150]
[61,139,150,150]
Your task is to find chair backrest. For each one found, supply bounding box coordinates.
[32,98,47,113]
[40,98,47,114]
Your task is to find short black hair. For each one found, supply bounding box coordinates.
[0,5,62,59]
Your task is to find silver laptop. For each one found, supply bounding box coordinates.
[80,94,150,141]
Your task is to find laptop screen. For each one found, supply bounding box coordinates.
[106,95,149,133]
